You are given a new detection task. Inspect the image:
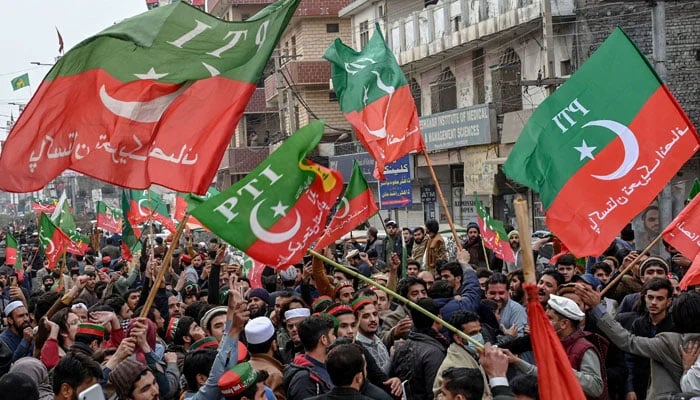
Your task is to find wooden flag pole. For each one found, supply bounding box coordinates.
[140,211,189,317]
[599,233,664,297]
[309,249,483,349]
[147,190,156,260]
[480,238,492,271]
[422,150,462,250]
[514,197,537,284]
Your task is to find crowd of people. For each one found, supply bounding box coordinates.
[0,218,699,400]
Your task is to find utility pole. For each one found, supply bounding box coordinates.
[274,49,286,136]
[652,0,672,256]
[541,0,556,95]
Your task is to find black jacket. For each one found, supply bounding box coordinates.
[389,331,447,400]
[308,387,373,400]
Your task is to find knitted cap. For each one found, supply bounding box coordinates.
[165,317,180,342]
[76,323,105,338]
[200,306,227,332]
[247,288,271,305]
[109,359,149,399]
[191,336,219,351]
[311,296,333,313]
[218,362,259,397]
[351,296,375,314]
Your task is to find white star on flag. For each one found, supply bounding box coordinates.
[574,139,597,161]
[271,201,288,218]
[134,67,169,80]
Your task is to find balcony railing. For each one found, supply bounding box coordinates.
[220,147,270,175]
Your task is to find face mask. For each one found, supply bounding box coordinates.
[466,333,484,349]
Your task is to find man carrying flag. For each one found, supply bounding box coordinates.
[191,121,343,268]
[503,28,699,257]
[314,161,378,251]
[324,23,424,180]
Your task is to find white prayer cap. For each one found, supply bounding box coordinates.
[245,317,275,345]
[547,294,585,321]
[4,301,25,317]
[284,308,310,321]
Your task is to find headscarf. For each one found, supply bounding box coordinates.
[10,357,53,400]
[126,318,157,364]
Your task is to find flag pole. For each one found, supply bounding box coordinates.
[56,249,67,291]
[514,197,537,284]
[480,238,491,271]
[309,248,483,349]
[140,211,189,317]
[422,150,463,250]
[599,233,664,297]
[147,190,156,260]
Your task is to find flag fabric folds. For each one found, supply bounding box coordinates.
[11,73,29,91]
[50,192,88,255]
[175,188,219,231]
[324,23,425,180]
[313,161,378,251]
[120,190,143,261]
[5,233,22,271]
[503,28,699,257]
[0,0,300,194]
[191,121,344,268]
[32,197,57,214]
[475,194,515,263]
[38,213,71,270]
[125,189,176,234]
[96,201,124,233]
[662,193,700,289]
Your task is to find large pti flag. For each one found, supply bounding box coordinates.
[475,194,515,263]
[0,0,300,195]
[32,197,57,214]
[503,28,699,257]
[314,161,378,251]
[38,213,72,270]
[191,121,344,268]
[324,24,425,180]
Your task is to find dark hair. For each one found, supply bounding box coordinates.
[75,331,103,347]
[184,301,208,320]
[413,226,425,235]
[183,349,217,390]
[410,297,440,331]
[247,336,275,355]
[407,259,421,268]
[173,316,196,346]
[511,374,539,399]
[52,353,102,394]
[278,296,309,324]
[298,315,334,351]
[353,287,377,302]
[425,219,439,234]
[397,276,427,298]
[641,277,673,299]
[672,291,700,333]
[103,295,126,315]
[428,279,454,299]
[555,253,576,267]
[539,268,565,287]
[0,372,39,400]
[50,308,74,349]
[440,367,484,400]
[476,267,493,280]
[438,262,463,280]
[34,291,61,322]
[590,262,612,276]
[485,272,509,291]
[448,310,480,329]
[326,343,365,387]
[508,270,524,283]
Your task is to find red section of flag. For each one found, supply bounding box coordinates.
[174,196,208,231]
[524,284,586,400]
[680,253,700,290]
[0,70,255,195]
[344,86,424,180]
[247,260,264,289]
[549,237,570,264]
[46,229,71,271]
[547,86,700,257]
[477,215,515,263]
[314,188,378,251]
[97,213,122,233]
[663,192,700,262]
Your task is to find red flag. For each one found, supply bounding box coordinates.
[524,284,586,400]
[38,213,71,270]
[56,27,64,54]
[475,194,515,263]
[680,253,700,290]
[549,236,570,265]
[663,194,700,289]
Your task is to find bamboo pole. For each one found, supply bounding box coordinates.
[514,197,537,285]
[599,233,663,297]
[422,150,462,250]
[139,211,189,317]
[480,238,491,271]
[308,249,484,349]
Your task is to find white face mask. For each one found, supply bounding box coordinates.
[466,333,484,349]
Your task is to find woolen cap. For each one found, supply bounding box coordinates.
[547,294,585,321]
[244,317,275,345]
[109,359,150,399]
[247,288,270,305]
[508,230,519,239]
[200,306,227,331]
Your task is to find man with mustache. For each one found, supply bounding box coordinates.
[0,300,34,361]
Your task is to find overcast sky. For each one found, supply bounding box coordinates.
[0,0,147,140]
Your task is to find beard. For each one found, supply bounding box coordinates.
[250,304,268,319]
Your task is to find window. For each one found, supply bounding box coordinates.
[378,5,385,17]
[453,16,461,31]
[360,21,370,48]
[560,59,572,76]
[327,23,339,33]
[329,92,338,101]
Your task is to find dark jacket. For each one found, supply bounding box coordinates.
[389,331,447,400]
[283,354,332,400]
[439,268,482,322]
[308,387,373,400]
[628,313,675,399]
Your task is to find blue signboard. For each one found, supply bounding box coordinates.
[379,155,413,209]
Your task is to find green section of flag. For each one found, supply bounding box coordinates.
[11,73,29,90]
[6,233,22,271]
[191,121,324,251]
[324,23,407,113]
[475,193,508,238]
[121,191,143,256]
[503,28,661,208]
[344,161,371,201]
[689,178,700,201]
[45,0,300,85]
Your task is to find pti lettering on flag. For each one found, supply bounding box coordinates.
[0,0,300,195]
[503,28,699,257]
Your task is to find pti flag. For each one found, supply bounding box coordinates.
[175,188,219,231]
[314,161,378,251]
[50,192,89,255]
[32,197,57,214]
[191,121,344,268]
[503,28,699,257]
[5,233,22,271]
[662,194,700,289]
[38,213,72,270]
[120,191,143,261]
[96,201,124,233]
[125,189,176,233]
[475,194,515,263]
[0,0,300,195]
[324,23,424,180]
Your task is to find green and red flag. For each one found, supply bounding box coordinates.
[662,193,700,289]
[475,194,515,263]
[175,188,219,231]
[191,121,344,268]
[125,189,176,233]
[240,253,265,289]
[314,161,378,251]
[32,197,57,214]
[5,232,22,271]
[38,213,71,270]
[324,23,425,181]
[688,178,700,202]
[96,201,124,233]
[50,192,89,255]
[0,0,300,195]
[503,28,699,257]
[120,190,143,261]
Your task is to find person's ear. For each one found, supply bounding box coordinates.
[60,383,74,400]
[196,373,207,386]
